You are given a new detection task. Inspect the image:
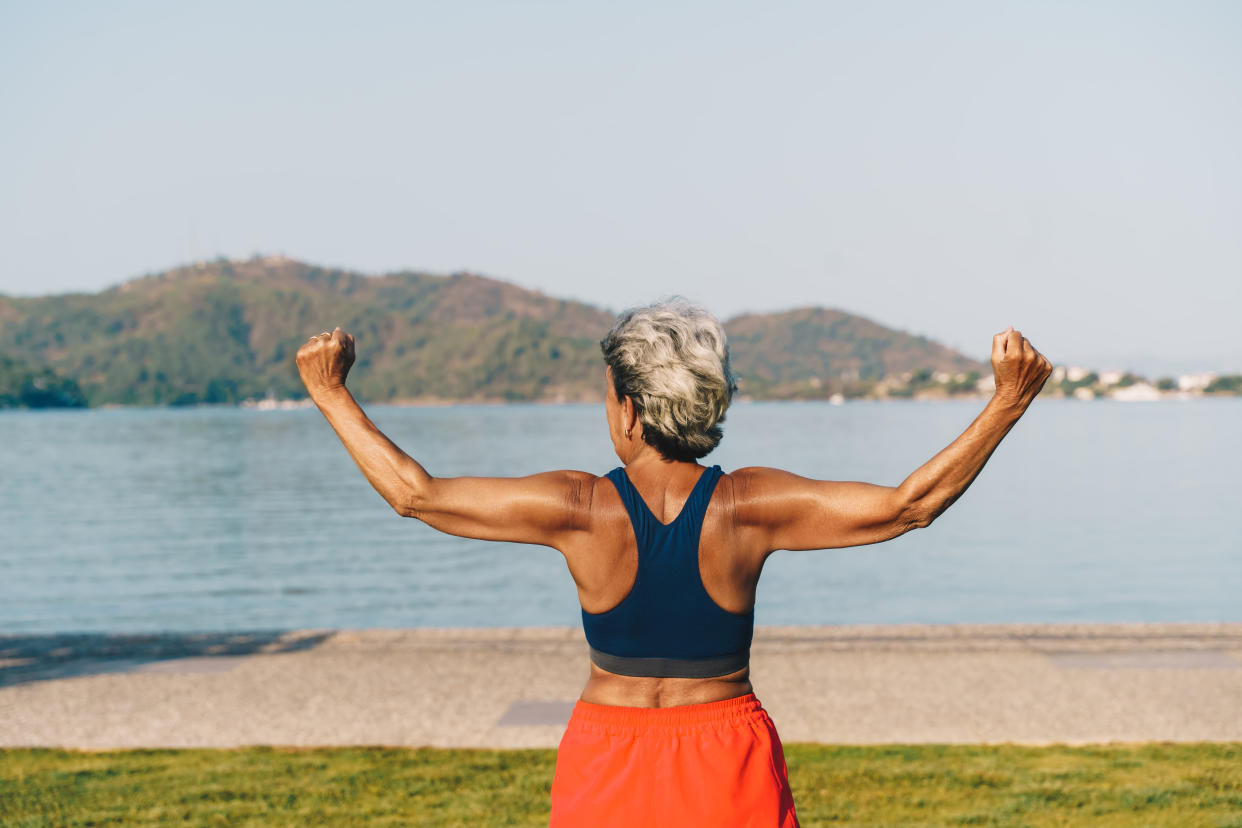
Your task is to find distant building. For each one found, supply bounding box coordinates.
[1051,366,1066,383]
[1099,370,1124,386]
[1066,366,1091,383]
[1178,372,1216,391]
[932,371,951,383]
[1073,387,1095,401]
[975,375,996,393]
[1110,382,1161,401]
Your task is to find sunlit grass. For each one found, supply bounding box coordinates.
[783,743,1242,827]
[2,743,1239,827]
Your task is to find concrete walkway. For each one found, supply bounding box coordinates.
[1,623,1240,749]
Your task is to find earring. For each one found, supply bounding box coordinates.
[624,428,631,439]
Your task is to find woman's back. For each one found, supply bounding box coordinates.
[570,461,760,707]
[569,461,761,615]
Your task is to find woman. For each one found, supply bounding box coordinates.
[295,299,1052,827]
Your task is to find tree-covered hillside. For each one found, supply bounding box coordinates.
[727,307,983,399]
[0,257,987,407]
[0,354,87,409]
[0,257,614,406]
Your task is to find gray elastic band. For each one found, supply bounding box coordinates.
[589,647,750,679]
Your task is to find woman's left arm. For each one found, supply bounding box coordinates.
[296,328,592,548]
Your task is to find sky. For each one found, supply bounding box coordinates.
[2,1,1239,376]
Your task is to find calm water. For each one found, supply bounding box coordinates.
[1,399,1239,633]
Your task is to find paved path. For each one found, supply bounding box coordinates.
[2,623,1240,749]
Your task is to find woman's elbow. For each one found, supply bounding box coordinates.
[391,481,433,518]
[897,495,936,533]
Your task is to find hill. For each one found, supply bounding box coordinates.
[0,257,987,407]
[727,307,983,399]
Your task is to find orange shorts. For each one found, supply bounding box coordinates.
[549,693,799,828]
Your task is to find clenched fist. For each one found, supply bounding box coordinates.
[296,326,356,398]
[991,326,1052,409]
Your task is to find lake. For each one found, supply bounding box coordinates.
[1,398,1239,633]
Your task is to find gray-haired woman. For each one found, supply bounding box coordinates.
[295,299,1052,827]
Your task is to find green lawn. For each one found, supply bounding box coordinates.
[1,743,1239,827]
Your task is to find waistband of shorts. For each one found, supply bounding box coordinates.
[567,693,767,735]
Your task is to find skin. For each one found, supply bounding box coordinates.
[296,324,1052,708]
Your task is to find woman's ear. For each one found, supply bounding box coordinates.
[621,395,640,437]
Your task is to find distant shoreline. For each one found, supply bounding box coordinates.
[4,391,1242,413]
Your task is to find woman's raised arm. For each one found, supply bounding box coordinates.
[295,328,592,550]
[734,326,1052,554]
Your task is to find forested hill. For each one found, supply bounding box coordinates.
[0,257,985,407]
[727,307,984,399]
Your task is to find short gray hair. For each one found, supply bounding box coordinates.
[600,298,737,462]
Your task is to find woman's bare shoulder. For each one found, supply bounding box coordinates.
[721,466,836,529]
[724,466,811,498]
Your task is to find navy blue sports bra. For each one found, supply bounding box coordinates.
[581,464,754,679]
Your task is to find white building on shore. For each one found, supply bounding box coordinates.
[1099,370,1125,387]
[1065,366,1091,383]
[1177,372,1216,391]
[1110,382,1161,401]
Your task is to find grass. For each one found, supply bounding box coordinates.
[783,744,1242,827]
[1,743,1240,827]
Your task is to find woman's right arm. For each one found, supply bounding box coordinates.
[296,328,593,550]
[734,326,1052,553]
